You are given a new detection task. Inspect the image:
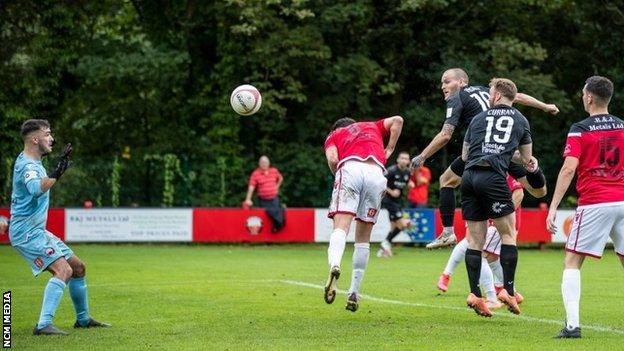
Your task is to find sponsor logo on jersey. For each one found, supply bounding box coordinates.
[367,208,378,217]
[564,143,571,155]
[245,216,263,235]
[446,108,453,118]
[491,202,508,214]
[24,170,37,180]
[34,257,44,269]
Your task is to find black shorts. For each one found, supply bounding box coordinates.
[461,167,515,221]
[449,156,466,177]
[382,199,404,222]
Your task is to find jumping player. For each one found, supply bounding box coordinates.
[411,68,557,249]
[547,76,624,339]
[437,175,525,309]
[460,78,535,317]
[9,119,110,335]
[323,115,404,312]
[377,151,411,258]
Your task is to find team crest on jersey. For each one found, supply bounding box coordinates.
[367,208,377,217]
[245,216,263,235]
[34,257,44,269]
[491,202,507,214]
[24,170,37,180]
[44,247,55,256]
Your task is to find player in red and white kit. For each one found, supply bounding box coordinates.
[436,175,525,309]
[547,76,624,339]
[323,116,404,312]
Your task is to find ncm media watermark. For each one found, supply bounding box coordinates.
[2,291,10,348]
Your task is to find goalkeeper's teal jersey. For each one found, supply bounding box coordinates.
[9,152,50,245]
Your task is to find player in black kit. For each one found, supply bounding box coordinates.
[411,68,556,249]
[377,151,411,258]
[461,78,535,317]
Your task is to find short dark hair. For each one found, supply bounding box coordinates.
[489,78,517,101]
[21,119,50,139]
[398,151,410,157]
[585,76,614,106]
[332,117,356,131]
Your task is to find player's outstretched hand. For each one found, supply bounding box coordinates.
[49,143,73,180]
[410,155,424,171]
[61,143,73,160]
[546,208,557,233]
[544,104,559,115]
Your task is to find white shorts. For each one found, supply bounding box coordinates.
[566,203,624,258]
[483,226,502,256]
[328,160,387,223]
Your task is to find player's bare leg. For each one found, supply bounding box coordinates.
[464,221,491,317]
[555,251,584,338]
[427,168,460,249]
[325,213,353,304]
[346,221,372,312]
[492,213,521,314]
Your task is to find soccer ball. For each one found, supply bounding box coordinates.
[230,84,262,116]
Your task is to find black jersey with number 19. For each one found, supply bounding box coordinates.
[464,104,532,176]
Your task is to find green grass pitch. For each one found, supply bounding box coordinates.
[1,244,623,350]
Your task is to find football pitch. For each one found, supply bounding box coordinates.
[1,244,623,350]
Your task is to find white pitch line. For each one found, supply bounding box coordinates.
[278,279,624,336]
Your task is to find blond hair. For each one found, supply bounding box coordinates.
[489,78,517,101]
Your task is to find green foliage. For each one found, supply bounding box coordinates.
[0,0,621,207]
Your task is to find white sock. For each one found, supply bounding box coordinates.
[562,268,581,329]
[381,240,391,250]
[348,243,370,294]
[480,258,497,302]
[327,228,347,268]
[443,239,469,275]
[488,259,504,287]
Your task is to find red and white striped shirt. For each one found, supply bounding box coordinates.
[249,167,283,200]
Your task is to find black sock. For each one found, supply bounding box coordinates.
[500,244,518,296]
[508,163,527,179]
[439,187,456,227]
[386,227,401,243]
[526,168,546,188]
[465,249,482,297]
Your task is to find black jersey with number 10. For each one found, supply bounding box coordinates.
[464,105,532,176]
[445,85,491,129]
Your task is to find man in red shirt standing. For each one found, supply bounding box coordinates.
[547,76,624,339]
[408,163,432,208]
[323,115,403,312]
[243,155,285,232]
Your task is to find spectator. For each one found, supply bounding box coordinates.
[408,164,432,208]
[243,155,285,232]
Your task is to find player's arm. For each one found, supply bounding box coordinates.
[325,145,339,174]
[415,123,455,166]
[546,157,579,232]
[40,143,73,195]
[461,141,470,162]
[383,116,404,159]
[514,93,559,115]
